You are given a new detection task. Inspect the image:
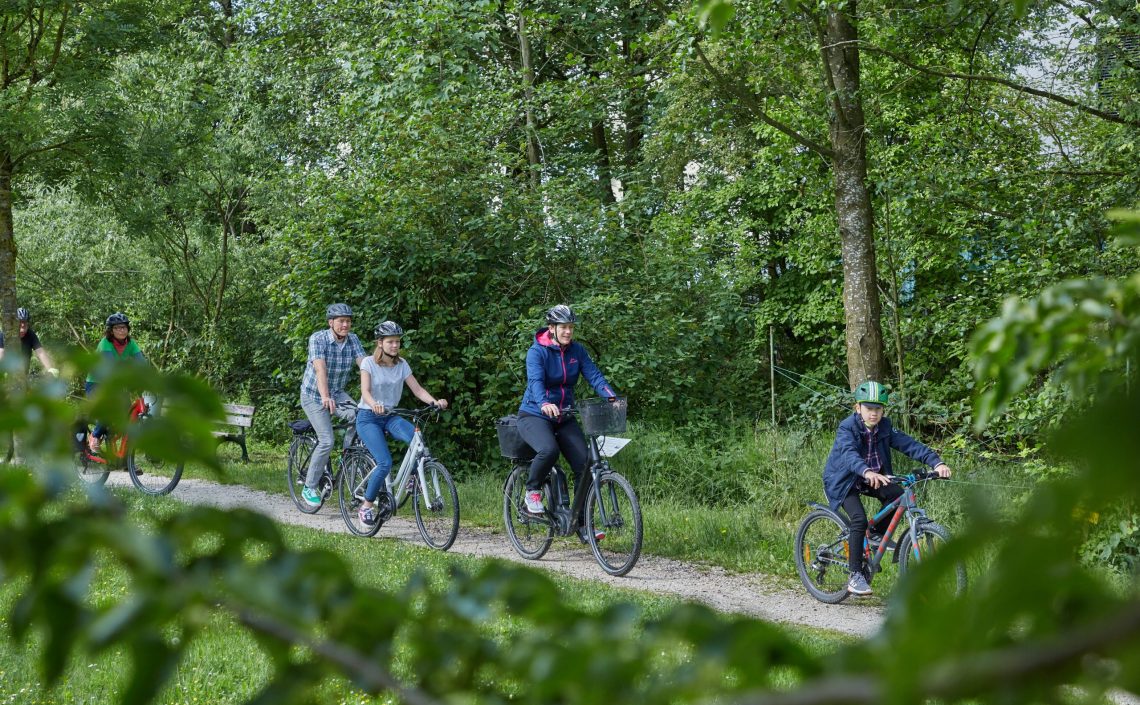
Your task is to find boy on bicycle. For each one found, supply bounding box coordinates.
[822,380,951,596]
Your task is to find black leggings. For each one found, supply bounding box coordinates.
[839,482,903,573]
[517,413,591,519]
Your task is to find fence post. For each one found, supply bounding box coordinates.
[769,325,776,426]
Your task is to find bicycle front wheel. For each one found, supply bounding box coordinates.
[794,509,851,604]
[585,471,643,577]
[287,434,324,514]
[503,464,553,560]
[339,450,382,537]
[413,460,459,551]
[127,449,184,495]
[898,521,967,597]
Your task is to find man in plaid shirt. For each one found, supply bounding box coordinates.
[299,303,367,507]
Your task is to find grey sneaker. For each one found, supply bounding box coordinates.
[847,572,873,596]
[524,491,544,514]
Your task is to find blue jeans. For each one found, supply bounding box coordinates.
[85,381,107,439]
[356,408,415,502]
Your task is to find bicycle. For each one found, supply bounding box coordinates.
[794,470,967,603]
[500,397,643,577]
[286,409,368,514]
[74,395,184,496]
[336,404,459,551]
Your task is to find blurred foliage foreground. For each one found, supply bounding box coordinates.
[3,245,1140,704]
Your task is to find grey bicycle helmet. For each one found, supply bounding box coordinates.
[326,303,353,319]
[16,307,29,322]
[106,312,130,327]
[374,320,404,338]
[545,304,578,325]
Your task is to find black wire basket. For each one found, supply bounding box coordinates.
[577,397,627,435]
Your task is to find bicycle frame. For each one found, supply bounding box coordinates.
[385,426,435,505]
[530,432,621,537]
[84,397,149,465]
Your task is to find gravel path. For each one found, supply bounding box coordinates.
[114,475,885,637]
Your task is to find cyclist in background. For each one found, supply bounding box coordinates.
[85,312,145,454]
[0,307,59,375]
[298,303,366,508]
[822,380,952,597]
[516,304,617,543]
[353,321,448,526]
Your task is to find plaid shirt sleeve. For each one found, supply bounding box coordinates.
[308,330,328,362]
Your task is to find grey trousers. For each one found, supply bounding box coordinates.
[301,391,358,488]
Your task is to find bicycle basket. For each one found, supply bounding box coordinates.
[496,415,536,461]
[577,397,627,435]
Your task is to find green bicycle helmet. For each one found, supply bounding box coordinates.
[854,380,889,405]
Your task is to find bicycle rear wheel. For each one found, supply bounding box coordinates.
[413,460,459,551]
[287,434,325,513]
[503,464,553,559]
[898,521,967,597]
[75,450,109,486]
[127,449,184,495]
[585,471,643,577]
[338,450,383,537]
[795,509,851,604]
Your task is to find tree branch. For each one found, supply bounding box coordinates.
[235,607,444,705]
[849,41,1139,126]
[692,39,835,160]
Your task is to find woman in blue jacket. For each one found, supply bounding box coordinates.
[822,380,951,596]
[517,305,617,543]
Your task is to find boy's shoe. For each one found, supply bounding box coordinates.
[301,485,322,507]
[576,527,605,544]
[524,491,544,514]
[867,533,897,551]
[847,572,873,596]
[359,505,377,526]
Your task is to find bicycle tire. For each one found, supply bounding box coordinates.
[338,450,383,537]
[585,471,643,577]
[413,460,459,550]
[287,434,326,513]
[795,509,851,604]
[897,521,967,596]
[503,464,553,559]
[75,451,109,486]
[127,449,184,496]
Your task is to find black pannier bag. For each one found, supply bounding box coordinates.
[496,415,536,461]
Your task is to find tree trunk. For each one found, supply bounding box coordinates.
[822,4,884,388]
[517,8,541,191]
[0,149,25,460]
[591,119,617,204]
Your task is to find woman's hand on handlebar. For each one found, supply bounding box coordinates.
[541,402,560,418]
[933,463,951,478]
[370,401,385,415]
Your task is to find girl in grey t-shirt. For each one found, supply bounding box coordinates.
[354,321,449,527]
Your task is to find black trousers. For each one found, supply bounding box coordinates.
[839,482,903,573]
[517,413,591,520]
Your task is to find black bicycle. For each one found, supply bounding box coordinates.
[286,408,370,514]
[500,397,642,577]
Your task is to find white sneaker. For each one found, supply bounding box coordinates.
[524,490,544,514]
[847,572,873,596]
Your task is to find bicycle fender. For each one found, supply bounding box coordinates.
[805,500,830,512]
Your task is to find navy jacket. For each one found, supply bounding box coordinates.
[518,327,616,418]
[822,413,943,511]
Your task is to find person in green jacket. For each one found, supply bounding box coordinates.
[85,312,145,453]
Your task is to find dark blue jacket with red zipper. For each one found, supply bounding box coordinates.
[518,327,616,419]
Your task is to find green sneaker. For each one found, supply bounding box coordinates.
[301,485,322,507]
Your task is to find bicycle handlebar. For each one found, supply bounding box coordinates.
[892,470,944,486]
[385,404,446,422]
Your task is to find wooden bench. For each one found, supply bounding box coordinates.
[215,403,256,462]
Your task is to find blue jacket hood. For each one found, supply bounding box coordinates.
[517,327,616,418]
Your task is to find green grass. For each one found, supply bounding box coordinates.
[0,489,850,705]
